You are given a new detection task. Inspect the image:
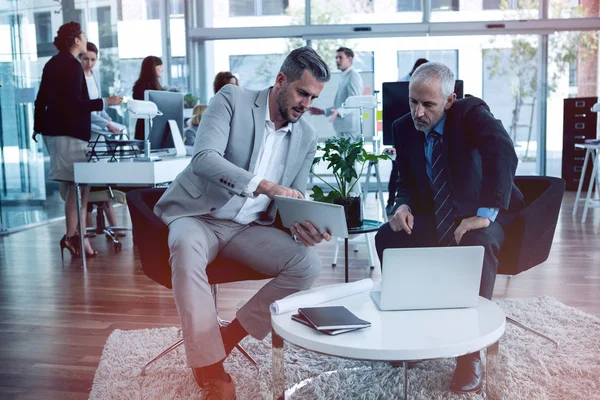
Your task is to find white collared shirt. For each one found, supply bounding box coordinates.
[212,91,291,224]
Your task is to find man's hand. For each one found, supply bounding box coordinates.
[308,107,324,115]
[106,122,121,134]
[254,179,302,200]
[292,221,331,247]
[328,109,339,122]
[389,205,413,234]
[454,216,490,245]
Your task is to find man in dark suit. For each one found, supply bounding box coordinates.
[375,61,525,394]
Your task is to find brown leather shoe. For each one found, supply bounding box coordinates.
[194,371,236,400]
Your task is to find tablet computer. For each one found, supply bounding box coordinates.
[274,196,349,238]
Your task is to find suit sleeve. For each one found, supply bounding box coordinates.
[392,119,417,212]
[347,70,363,98]
[34,69,48,133]
[190,85,255,196]
[56,60,104,116]
[290,138,317,197]
[466,102,518,210]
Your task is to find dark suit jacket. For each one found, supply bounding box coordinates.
[391,96,525,226]
[34,51,104,141]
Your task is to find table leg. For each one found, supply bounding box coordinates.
[581,150,599,224]
[485,342,500,399]
[403,361,408,400]
[374,162,388,222]
[272,329,285,400]
[75,184,86,269]
[573,148,591,216]
[345,237,349,283]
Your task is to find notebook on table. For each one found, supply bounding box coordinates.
[291,313,363,336]
[297,306,371,330]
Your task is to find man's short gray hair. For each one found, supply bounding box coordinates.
[410,61,455,99]
[279,46,331,83]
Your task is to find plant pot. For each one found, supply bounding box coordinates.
[334,196,363,229]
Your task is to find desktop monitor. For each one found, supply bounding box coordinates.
[381,80,464,145]
[144,90,184,153]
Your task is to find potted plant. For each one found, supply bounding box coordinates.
[310,137,391,228]
[183,93,199,109]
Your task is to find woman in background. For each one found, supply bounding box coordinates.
[213,71,238,94]
[80,41,124,234]
[33,21,122,258]
[183,104,207,147]
[80,42,122,135]
[132,56,163,140]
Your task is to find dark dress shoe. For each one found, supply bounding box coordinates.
[193,370,236,400]
[450,354,483,394]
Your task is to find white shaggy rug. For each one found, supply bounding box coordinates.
[89,297,600,399]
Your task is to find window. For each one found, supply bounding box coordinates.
[569,59,577,87]
[97,6,117,48]
[147,0,159,19]
[229,0,289,17]
[397,50,458,80]
[34,12,54,57]
[397,0,458,12]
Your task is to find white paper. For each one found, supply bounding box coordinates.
[269,278,374,315]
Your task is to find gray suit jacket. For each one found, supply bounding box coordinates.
[154,84,318,226]
[325,68,363,134]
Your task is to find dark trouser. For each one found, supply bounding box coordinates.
[374,215,506,300]
[386,161,399,208]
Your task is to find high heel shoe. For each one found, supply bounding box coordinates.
[60,235,80,261]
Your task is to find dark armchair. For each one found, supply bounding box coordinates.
[497,176,565,347]
[127,188,273,375]
[498,176,566,276]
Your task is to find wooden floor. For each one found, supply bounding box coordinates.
[0,192,598,399]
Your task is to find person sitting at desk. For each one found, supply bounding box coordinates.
[183,104,207,147]
[375,61,525,394]
[154,46,332,399]
[33,21,122,258]
[132,56,163,140]
[80,41,126,236]
[213,71,239,94]
[81,42,123,135]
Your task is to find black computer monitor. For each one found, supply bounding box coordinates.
[144,90,184,152]
[382,80,464,145]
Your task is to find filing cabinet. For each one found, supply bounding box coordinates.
[562,97,598,191]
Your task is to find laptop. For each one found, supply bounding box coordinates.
[370,246,485,311]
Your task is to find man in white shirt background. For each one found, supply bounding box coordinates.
[309,46,364,141]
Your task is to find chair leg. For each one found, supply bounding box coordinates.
[506,315,559,348]
[212,284,259,371]
[140,339,184,376]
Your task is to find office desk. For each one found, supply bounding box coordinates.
[572,143,600,223]
[73,157,191,268]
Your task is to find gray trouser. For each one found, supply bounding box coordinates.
[168,216,322,368]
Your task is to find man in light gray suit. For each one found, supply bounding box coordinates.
[309,46,364,141]
[154,47,331,399]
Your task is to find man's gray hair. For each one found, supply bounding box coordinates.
[410,61,455,99]
[279,46,331,83]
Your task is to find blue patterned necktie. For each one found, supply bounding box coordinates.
[428,130,456,246]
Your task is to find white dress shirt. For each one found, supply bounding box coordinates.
[212,91,291,224]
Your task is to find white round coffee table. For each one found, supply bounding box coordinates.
[271,289,505,399]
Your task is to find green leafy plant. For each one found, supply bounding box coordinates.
[183,93,199,108]
[310,137,390,203]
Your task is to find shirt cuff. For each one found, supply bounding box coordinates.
[477,207,499,222]
[102,98,106,109]
[243,175,263,198]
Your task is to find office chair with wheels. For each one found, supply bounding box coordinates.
[126,188,273,375]
[498,176,566,347]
